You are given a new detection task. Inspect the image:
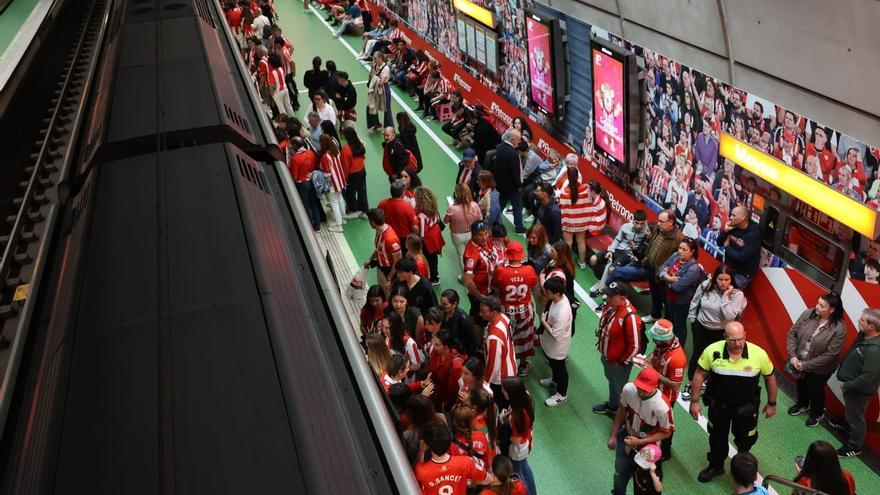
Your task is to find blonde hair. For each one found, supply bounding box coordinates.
[365,333,391,375]
[415,186,439,217]
[453,183,473,205]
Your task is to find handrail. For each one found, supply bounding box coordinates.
[762,474,829,495]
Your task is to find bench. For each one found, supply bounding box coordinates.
[586,204,651,294]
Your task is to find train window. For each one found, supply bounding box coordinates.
[781,219,846,280]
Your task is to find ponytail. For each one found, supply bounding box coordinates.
[567,166,580,203]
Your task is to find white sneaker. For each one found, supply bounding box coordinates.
[641,315,658,324]
[344,212,361,220]
[329,225,344,233]
[578,261,587,270]
[545,393,568,407]
[539,378,556,388]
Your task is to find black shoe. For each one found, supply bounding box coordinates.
[805,415,823,428]
[826,416,847,431]
[697,466,724,483]
[588,288,601,298]
[837,445,862,458]
[592,402,618,415]
[788,404,808,416]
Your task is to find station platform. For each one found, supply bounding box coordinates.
[0,0,54,94]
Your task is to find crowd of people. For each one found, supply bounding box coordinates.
[220,3,879,494]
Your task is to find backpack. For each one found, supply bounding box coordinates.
[310,169,331,195]
[405,148,420,172]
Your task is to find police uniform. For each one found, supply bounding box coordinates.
[697,340,773,469]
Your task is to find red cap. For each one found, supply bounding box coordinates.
[506,241,525,261]
[634,367,659,393]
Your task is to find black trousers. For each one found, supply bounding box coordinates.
[284,74,300,111]
[442,119,468,139]
[426,251,439,282]
[795,372,832,418]
[688,320,724,380]
[344,169,368,214]
[468,293,487,329]
[648,273,665,319]
[706,399,759,469]
[547,357,569,396]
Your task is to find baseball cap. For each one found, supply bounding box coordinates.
[634,367,659,394]
[506,241,525,261]
[602,281,628,297]
[634,444,662,469]
[462,148,477,161]
[647,319,674,341]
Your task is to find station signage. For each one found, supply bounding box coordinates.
[453,0,495,28]
[719,132,880,239]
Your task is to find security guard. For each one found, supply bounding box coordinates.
[688,321,777,483]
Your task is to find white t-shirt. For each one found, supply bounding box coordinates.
[540,295,572,360]
[619,383,674,438]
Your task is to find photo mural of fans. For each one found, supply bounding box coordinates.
[595,31,879,276]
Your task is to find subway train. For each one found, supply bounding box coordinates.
[0,0,416,493]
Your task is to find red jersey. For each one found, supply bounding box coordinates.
[268,66,286,92]
[414,256,430,278]
[374,225,402,268]
[226,6,243,31]
[484,313,517,385]
[289,148,317,183]
[463,240,496,296]
[649,339,687,403]
[429,348,464,411]
[449,430,494,472]
[341,144,365,174]
[492,264,538,311]
[320,152,346,193]
[414,456,488,495]
[480,481,527,495]
[359,302,387,336]
[805,143,838,182]
[597,300,642,364]
[379,198,418,242]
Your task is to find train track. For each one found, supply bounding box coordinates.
[0,0,112,440]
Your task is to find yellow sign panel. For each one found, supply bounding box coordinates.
[719,133,879,239]
[453,0,494,28]
[13,284,30,302]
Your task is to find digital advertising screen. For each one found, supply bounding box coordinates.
[592,46,625,164]
[526,16,554,115]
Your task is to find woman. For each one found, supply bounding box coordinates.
[319,120,340,148]
[658,238,703,346]
[476,170,501,227]
[500,377,536,495]
[396,112,423,171]
[359,285,388,339]
[458,356,493,403]
[525,224,552,274]
[469,387,498,457]
[539,276,573,408]
[365,333,391,376]
[307,89,337,126]
[404,234,430,279]
[539,241,576,313]
[482,456,527,495]
[511,116,532,143]
[382,310,423,374]
[559,171,607,269]
[341,126,368,219]
[389,285,425,356]
[398,167,421,206]
[414,186,444,284]
[440,289,479,356]
[366,51,392,131]
[444,184,483,270]
[793,440,855,495]
[318,134,347,231]
[403,394,446,465]
[683,265,747,400]
[786,292,846,426]
[449,404,495,471]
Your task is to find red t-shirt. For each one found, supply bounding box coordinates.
[289,148,317,183]
[479,481,527,495]
[359,302,387,336]
[379,198,418,243]
[797,470,855,495]
[449,430,495,472]
[341,145,365,174]
[415,256,430,279]
[428,349,464,411]
[414,456,488,495]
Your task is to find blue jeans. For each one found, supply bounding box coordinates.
[334,18,357,36]
[665,300,690,346]
[498,190,525,231]
[512,458,537,495]
[602,357,632,409]
[606,263,651,284]
[382,83,393,127]
[295,181,321,230]
[612,428,634,495]
[734,273,752,290]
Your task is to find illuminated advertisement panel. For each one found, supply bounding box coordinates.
[526,16,554,116]
[592,46,625,164]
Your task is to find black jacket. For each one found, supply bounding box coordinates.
[472,118,501,165]
[538,198,562,244]
[303,69,329,97]
[717,221,762,278]
[493,141,521,194]
[333,82,357,111]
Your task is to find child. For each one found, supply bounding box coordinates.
[633,444,663,495]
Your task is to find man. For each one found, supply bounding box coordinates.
[251,7,270,42]
[832,308,880,457]
[271,35,300,112]
[588,209,649,297]
[333,71,357,128]
[382,127,410,177]
[493,129,526,234]
[414,424,493,494]
[306,111,322,144]
[730,452,770,495]
[267,54,294,118]
[462,221,496,325]
[646,318,686,460]
[364,208,402,292]
[378,180,418,247]
[689,321,777,482]
[607,209,683,324]
[428,329,464,412]
[480,295,518,408]
[287,137,321,231]
[456,148,481,194]
[534,182,562,244]
[717,206,761,289]
[519,140,543,190]
[524,151,562,216]
[332,0,363,37]
[686,174,712,229]
[394,257,437,315]
[594,282,643,415]
[772,109,805,156]
[606,367,673,495]
[492,241,538,375]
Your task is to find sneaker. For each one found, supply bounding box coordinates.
[539,377,556,388]
[594,302,606,314]
[588,288,602,298]
[680,384,692,401]
[344,212,361,220]
[788,404,808,416]
[505,206,513,213]
[514,228,527,235]
[578,261,587,270]
[430,278,440,287]
[641,315,658,324]
[592,402,617,415]
[457,275,463,284]
[517,362,532,377]
[697,466,725,483]
[545,393,568,407]
[826,416,847,431]
[805,415,824,428]
[837,445,862,458]
[329,225,344,233]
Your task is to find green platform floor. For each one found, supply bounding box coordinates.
[274,4,880,493]
[0,0,43,55]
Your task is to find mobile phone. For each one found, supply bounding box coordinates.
[794,455,805,468]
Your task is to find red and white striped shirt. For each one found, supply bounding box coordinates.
[598,300,642,365]
[484,313,518,385]
[268,66,286,92]
[320,152,346,193]
[436,77,453,95]
[401,333,424,368]
[375,225,401,268]
[558,187,607,233]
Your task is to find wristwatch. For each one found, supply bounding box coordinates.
[767,401,777,406]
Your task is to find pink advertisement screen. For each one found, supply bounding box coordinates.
[526,17,554,115]
[592,48,625,163]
